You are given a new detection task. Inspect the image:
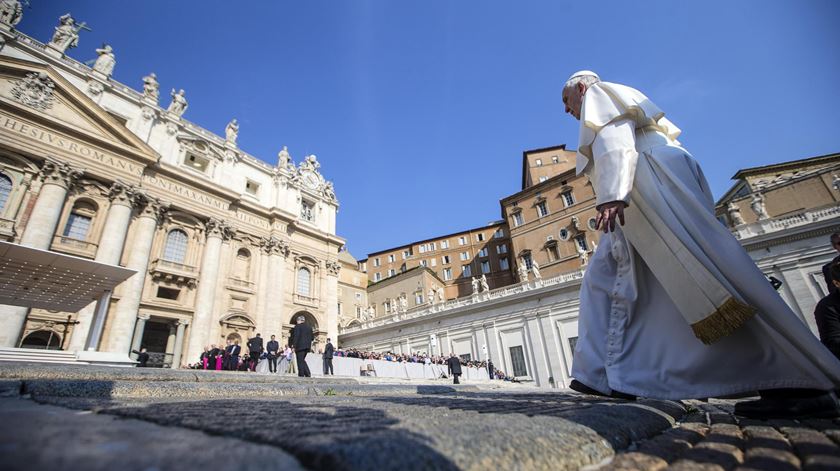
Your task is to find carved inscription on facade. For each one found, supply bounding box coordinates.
[141,172,229,211]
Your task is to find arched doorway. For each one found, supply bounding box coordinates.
[220,313,255,347]
[288,311,324,351]
[20,330,62,350]
[226,332,242,345]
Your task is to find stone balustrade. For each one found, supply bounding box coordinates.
[340,269,586,334]
[732,204,840,240]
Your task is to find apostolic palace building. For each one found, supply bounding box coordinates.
[0,13,344,367]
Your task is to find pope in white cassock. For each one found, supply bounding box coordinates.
[562,71,840,418]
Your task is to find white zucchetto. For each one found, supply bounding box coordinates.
[567,70,600,81]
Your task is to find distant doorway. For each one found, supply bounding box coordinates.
[20,330,62,350]
[139,320,171,367]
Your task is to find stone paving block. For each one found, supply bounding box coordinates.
[0,379,21,397]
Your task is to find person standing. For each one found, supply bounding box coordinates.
[132,347,149,367]
[487,359,494,380]
[446,353,462,384]
[267,335,280,373]
[284,345,297,375]
[289,316,313,377]
[822,233,840,294]
[229,340,241,371]
[247,334,263,372]
[323,338,335,375]
[561,70,840,417]
[815,262,840,360]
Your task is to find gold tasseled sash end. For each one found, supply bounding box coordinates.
[691,298,756,345]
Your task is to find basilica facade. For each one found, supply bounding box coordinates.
[0,13,345,367]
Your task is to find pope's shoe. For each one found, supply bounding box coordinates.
[569,379,637,400]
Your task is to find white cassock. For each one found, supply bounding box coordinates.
[572,81,840,399]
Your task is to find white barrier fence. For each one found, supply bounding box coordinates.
[292,354,490,381]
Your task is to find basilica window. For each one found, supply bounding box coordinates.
[233,248,251,280]
[297,267,311,296]
[163,229,189,263]
[0,173,11,210]
[184,153,209,173]
[509,346,528,377]
[62,200,97,241]
[245,179,260,196]
[301,200,315,222]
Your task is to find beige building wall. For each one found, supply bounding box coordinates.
[366,267,446,318]
[362,222,516,299]
[337,250,368,334]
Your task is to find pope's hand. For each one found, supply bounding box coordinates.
[595,201,626,233]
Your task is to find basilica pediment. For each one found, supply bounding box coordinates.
[0,56,158,166]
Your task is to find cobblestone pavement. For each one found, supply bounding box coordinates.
[3,364,840,470]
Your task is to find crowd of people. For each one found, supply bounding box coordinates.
[333,348,489,369]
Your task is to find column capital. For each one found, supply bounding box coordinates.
[107,180,135,208]
[325,260,341,276]
[260,235,289,257]
[40,158,83,189]
[205,218,235,241]
[133,192,169,223]
[176,319,190,327]
[137,313,151,321]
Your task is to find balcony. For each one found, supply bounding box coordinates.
[227,277,256,293]
[294,293,318,308]
[52,235,97,259]
[149,258,198,288]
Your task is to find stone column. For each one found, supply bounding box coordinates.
[171,319,188,369]
[165,324,176,356]
[129,313,150,359]
[104,195,167,354]
[325,260,341,344]
[68,181,135,351]
[260,236,289,337]
[0,159,83,347]
[185,218,232,364]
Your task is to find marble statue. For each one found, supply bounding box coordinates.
[399,293,408,311]
[167,88,188,117]
[49,13,87,53]
[833,174,840,191]
[531,260,542,280]
[367,305,375,319]
[471,277,480,295]
[92,44,115,77]
[480,274,489,292]
[727,202,745,226]
[301,154,321,171]
[322,181,336,201]
[436,286,444,303]
[518,263,529,283]
[0,0,22,28]
[577,246,589,266]
[750,192,769,220]
[571,216,582,232]
[427,288,435,305]
[225,118,239,145]
[142,72,159,101]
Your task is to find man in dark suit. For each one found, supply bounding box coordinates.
[247,334,263,372]
[815,262,840,360]
[132,347,150,367]
[267,335,280,373]
[487,359,494,380]
[289,316,313,377]
[446,353,462,384]
[323,338,335,375]
[823,233,840,294]
[228,340,241,371]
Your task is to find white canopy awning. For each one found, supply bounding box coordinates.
[0,241,136,311]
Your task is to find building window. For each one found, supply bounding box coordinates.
[561,191,575,207]
[430,258,437,267]
[588,217,597,231]
[420,259,427,267]
[459,251,469,261]
[297,267,311,295]
[388,254,395,263]
[462,264,472,277]
[510,346,528,377]
[441,240,449,249]
[496,244,508,254]
[374,272,381,282]
[402,249,410,259]
[156,286,180,301]
[559,228,570,241]
[337,302,342,315]
[388,268,396,277]
[373,258,380,267]
[476,233,485,242]
[0,173,11,210]
[522,253,533,269]
[355,292,362,301]
[163,229,188,263]
[430,242,436,251]
[234,248,251,280]
[184,153,209,173]
[493,229,504,239]
[443,268,452,281]
[441,255,450,264]
[539,176,547,183]
[356,306,362,316]
[479,248,489,257]
[568,336,578,353]
[512,212,523,227]
[500,257,510,270]
[63,203,94,240]
[547,244,559,262]
[481,260,490,274]
[536,201,549,217]
[301,200,315,222]
[458,236,466,245]
[552,156,559,164]
[415,293,424,305]
[535,159,542,166]
[419,245,426,254]
[245,180,260,196]
[574,235,588,252]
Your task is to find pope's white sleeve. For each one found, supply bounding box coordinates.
[590,118,638,207]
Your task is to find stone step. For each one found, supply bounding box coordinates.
[0,358,87,365]
[0,347,78,359]
[22,379,481,399]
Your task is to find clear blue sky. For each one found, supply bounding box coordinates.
[19,1,840,257]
